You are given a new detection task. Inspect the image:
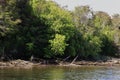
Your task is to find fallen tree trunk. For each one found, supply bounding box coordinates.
[70,54,79,64]
[63,56,71,62]
[59,56,71,65]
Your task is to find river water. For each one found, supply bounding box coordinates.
[0,66,120,80]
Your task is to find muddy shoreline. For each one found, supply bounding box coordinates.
[0,58,120,69]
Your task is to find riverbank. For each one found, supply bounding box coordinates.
[0,58,120,69]
[59,58,120,67]
[0,59,33,69]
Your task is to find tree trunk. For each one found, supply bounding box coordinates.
[63,56,71,62]
[70,54,79,64]
[59,56,71,65]
[0,47,5,61]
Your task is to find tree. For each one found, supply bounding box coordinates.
[0,0,20,60]
[94,11,111,27]
[26,0,74,58]
[94,11,118,57]
[49,34,68,55]
[112,14,120,45]
[71,6,103,59]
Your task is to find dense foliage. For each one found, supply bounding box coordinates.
[0,0,120,61]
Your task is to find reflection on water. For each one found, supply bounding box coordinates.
[0,66,120,80]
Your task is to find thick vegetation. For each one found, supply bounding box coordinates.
[0,0,120,61]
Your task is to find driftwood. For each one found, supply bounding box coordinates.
[59,56,71,65]
[63,56,71,62]
[70,54,79,64]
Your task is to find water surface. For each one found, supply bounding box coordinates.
[0,66,120,80]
